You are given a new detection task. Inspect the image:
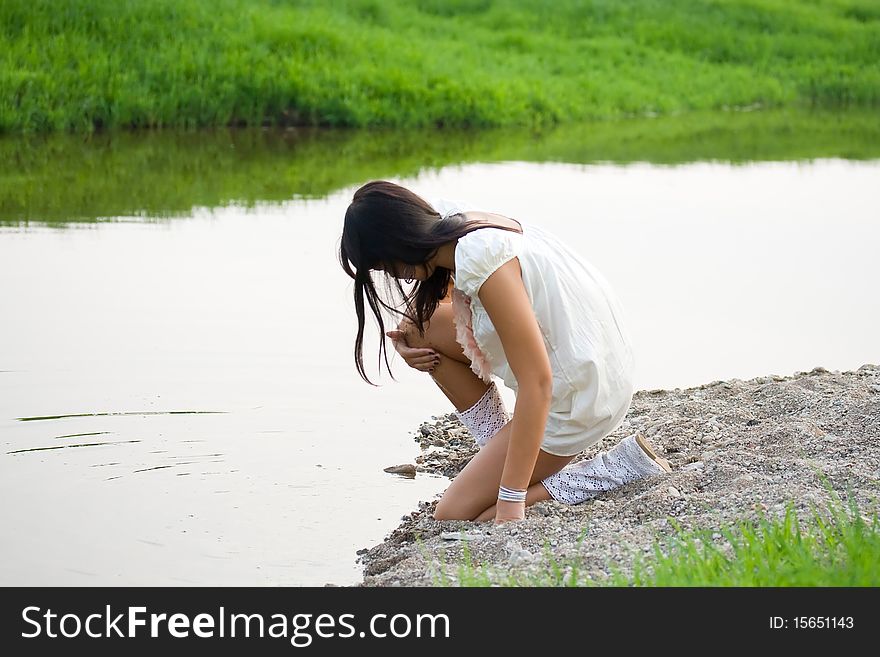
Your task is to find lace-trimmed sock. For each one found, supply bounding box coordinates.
[541,433,671,505]
[453,381,510,448]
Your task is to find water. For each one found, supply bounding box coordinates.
[1,111,878,585]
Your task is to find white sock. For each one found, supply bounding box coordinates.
[453,381,510,448]
[541,434,669,505]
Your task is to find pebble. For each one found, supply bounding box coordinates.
[383,464,417,477]
[667,486,681,497]
[509,548,533,566]
[440,531,483,542]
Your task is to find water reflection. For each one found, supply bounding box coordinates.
[2,108,878,225]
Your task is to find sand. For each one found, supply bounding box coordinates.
[356,363,880,586]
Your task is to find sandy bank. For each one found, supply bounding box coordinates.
[357,364,880,586]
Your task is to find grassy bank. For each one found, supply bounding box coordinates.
[2,0,879,133]
[2,108,879,225]
[437,492,880,586]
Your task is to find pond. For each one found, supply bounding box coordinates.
[1,109,878,585]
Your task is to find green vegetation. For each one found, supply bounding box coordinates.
[2,108,879,225]
[2,0,879,133]
[430,488,880,586]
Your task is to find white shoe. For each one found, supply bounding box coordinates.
[541,433,672,505]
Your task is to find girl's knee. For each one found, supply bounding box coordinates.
[423,304,457,348]
[400,304,453,350]
[398,317,429,350]
[432,498,473,522]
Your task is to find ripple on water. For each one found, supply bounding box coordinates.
[7,440,142,454]
[7,411,229,488]
[17,410,226,422]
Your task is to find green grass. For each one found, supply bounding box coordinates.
[1,0,879,133]
[2,107,879,225]
[427,485,880,586]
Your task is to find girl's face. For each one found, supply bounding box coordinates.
[376,260,432,281]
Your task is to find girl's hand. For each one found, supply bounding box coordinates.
[494,500,525,524]
[385,330,440,374]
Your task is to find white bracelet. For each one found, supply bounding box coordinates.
[498,485,527,503]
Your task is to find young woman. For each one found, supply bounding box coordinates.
[339,180,672,524]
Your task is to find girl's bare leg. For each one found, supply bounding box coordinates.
[432,421,574,520]
[400,301,574,520]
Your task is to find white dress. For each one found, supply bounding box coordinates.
[432,197,637,457]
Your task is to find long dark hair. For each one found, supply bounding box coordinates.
[339,180,522,386]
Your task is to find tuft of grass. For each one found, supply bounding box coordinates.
[614,497,880,586]
[1,0,879,133]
